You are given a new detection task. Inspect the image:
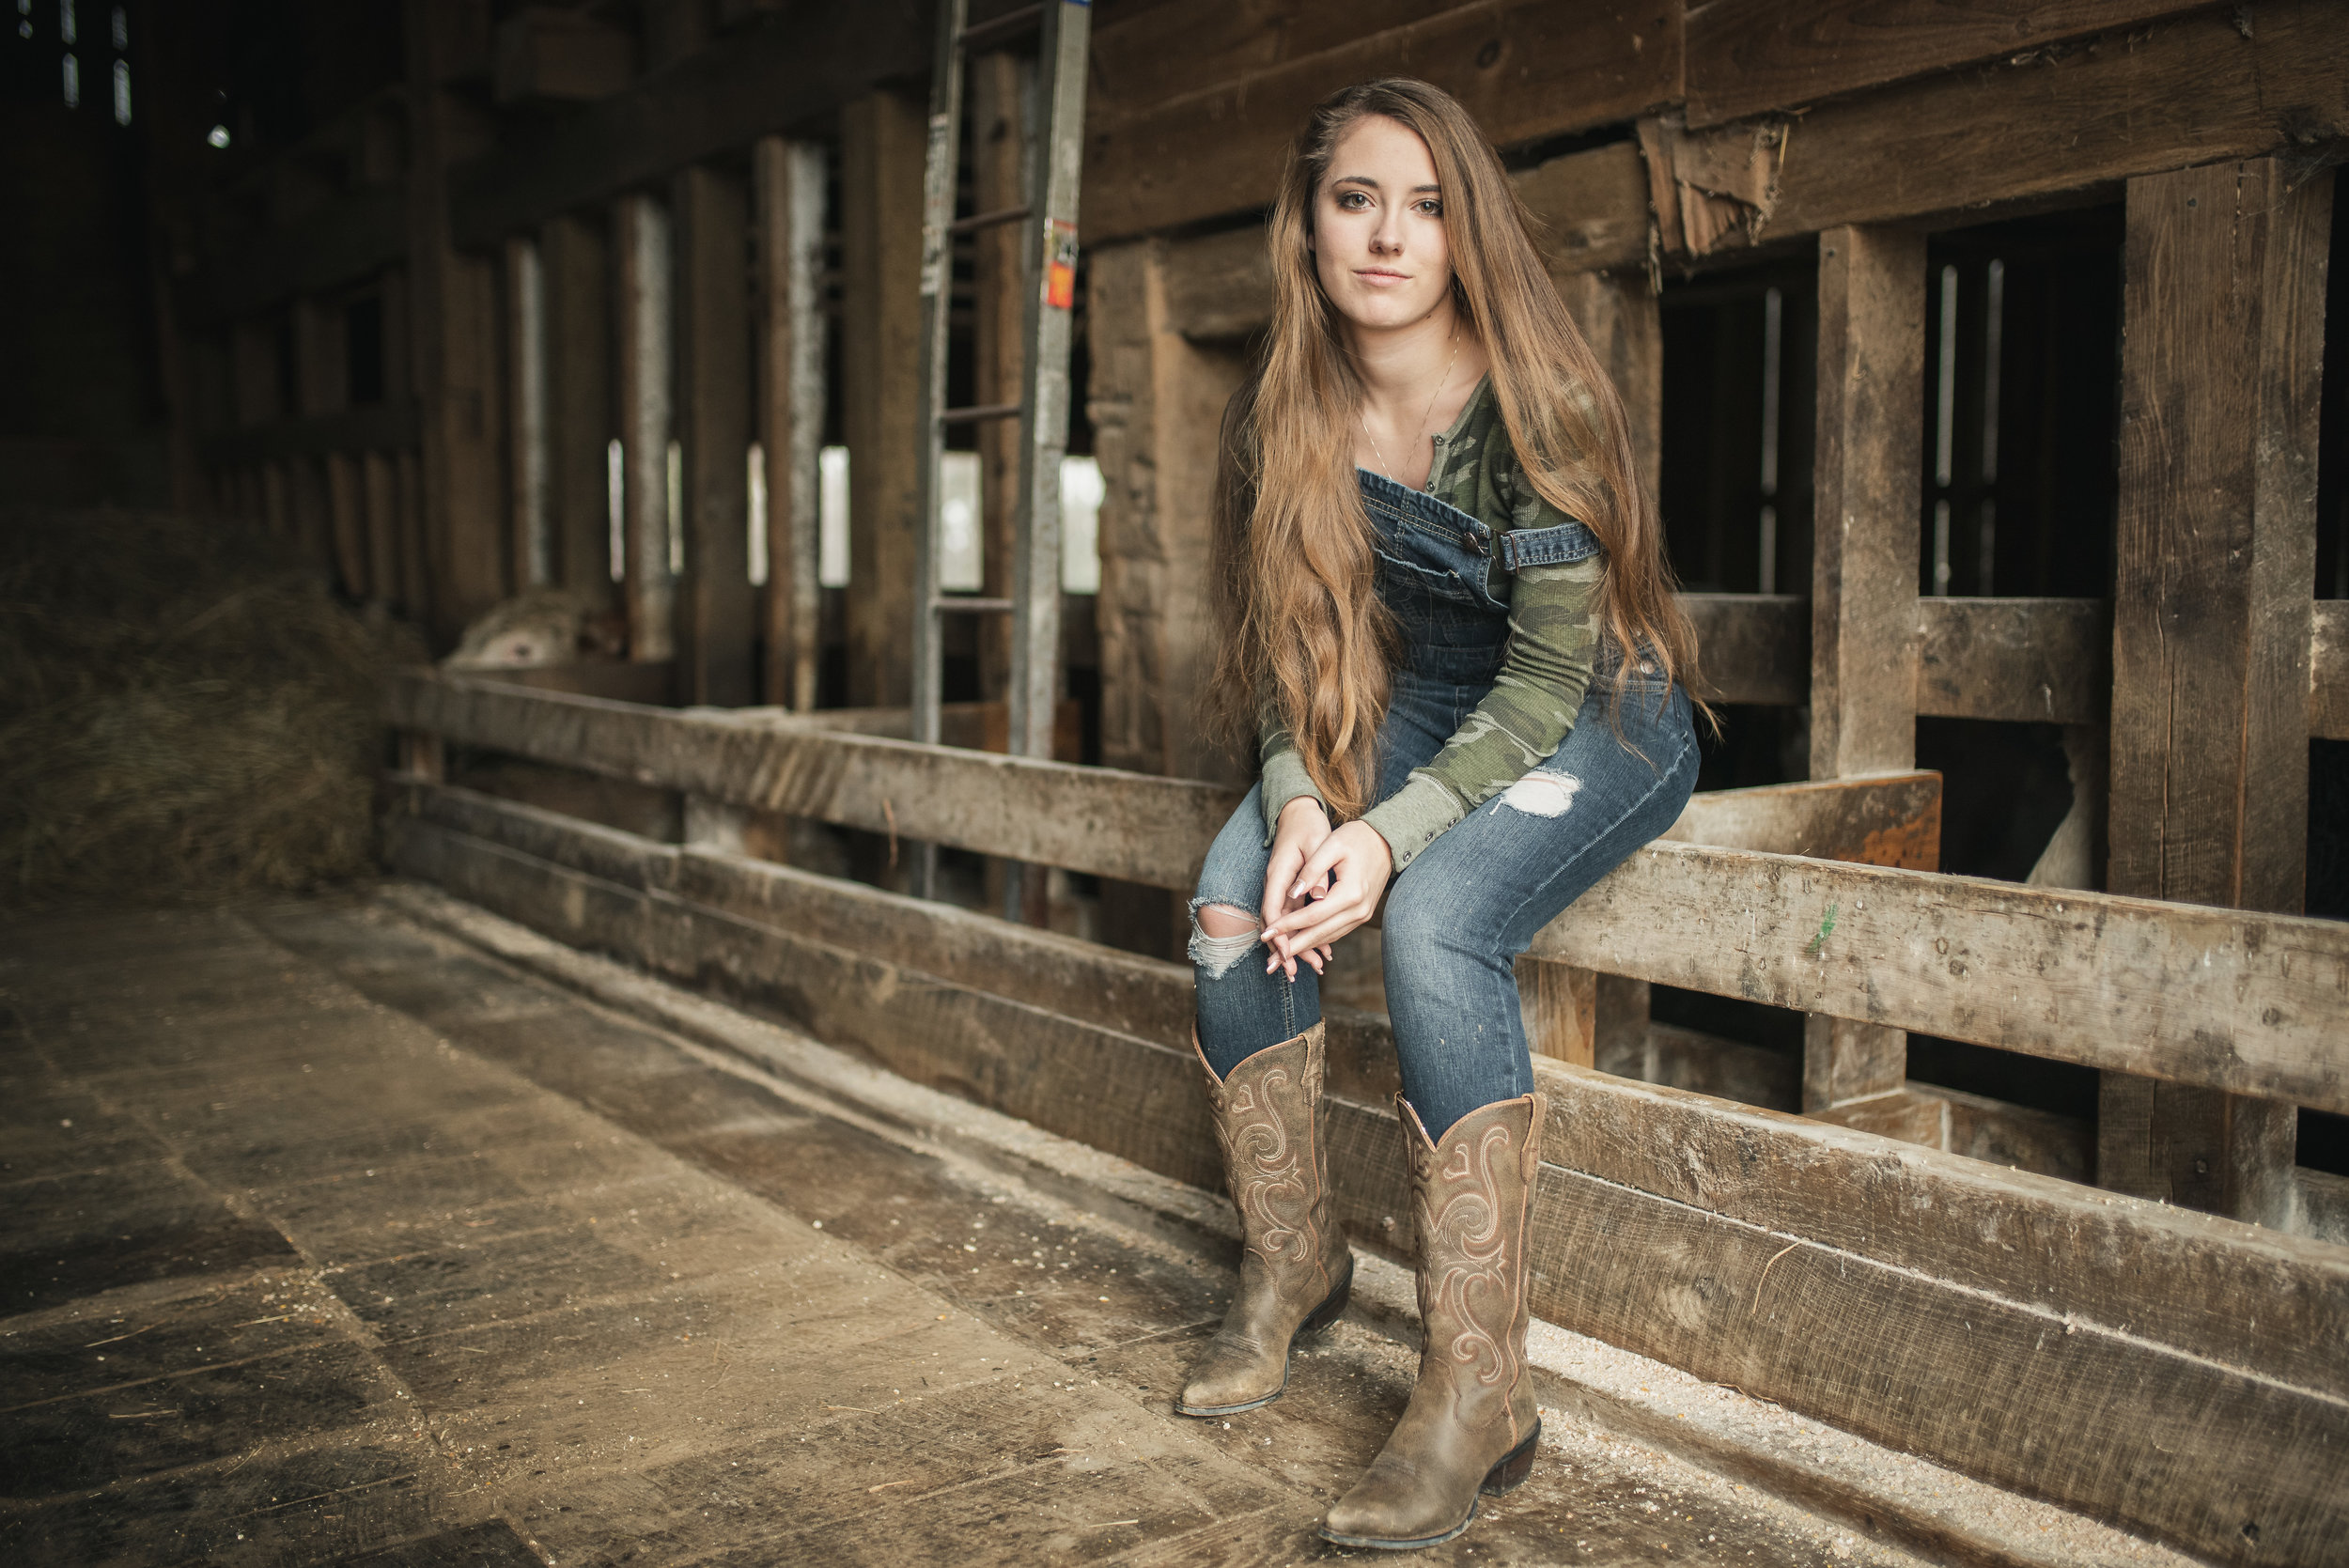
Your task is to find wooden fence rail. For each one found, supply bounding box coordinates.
[389,670,2349,1113]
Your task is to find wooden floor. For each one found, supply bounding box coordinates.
[4,898,1965,1566]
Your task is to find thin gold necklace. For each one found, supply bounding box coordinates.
[1360,327,1463,487]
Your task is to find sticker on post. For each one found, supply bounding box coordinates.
[1043,220,1079,311]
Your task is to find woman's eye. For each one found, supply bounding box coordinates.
[1338,191,1369,210]
[1415,199,1443,217]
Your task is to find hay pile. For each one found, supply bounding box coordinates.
[0,510,423,907]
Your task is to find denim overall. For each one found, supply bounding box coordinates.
[1191,469,1700,1137]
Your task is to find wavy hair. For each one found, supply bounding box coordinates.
[1208,78,1700,820]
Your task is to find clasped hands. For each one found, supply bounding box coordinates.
[1259,796,1394,980]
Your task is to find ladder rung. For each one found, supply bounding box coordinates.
[932,598,1015,613]
[957,4,1041,54]
[940,402,1022,426]
[949,204,1033,237]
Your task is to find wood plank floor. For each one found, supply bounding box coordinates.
[3,898,1943,1566]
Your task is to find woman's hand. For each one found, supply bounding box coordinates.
[1262,797,1337,979]
[1263,820,1394,974]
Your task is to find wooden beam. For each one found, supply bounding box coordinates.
[1554,267,1662,492]
[364,451,401,614]
[1081,1,1682,244]
[1681,0,2210,129]
[539,212,614,602]
[1657,770,1938,868]
[1808,223,1926,1113]
[614,192,675,663]
[1914,596,2106,725]
[753,137,826,711]
[324,449,368,601]
[2101,158,2332,1228]
[382,794,2349,1568]
[1524,837,2349,1115]
[446,7,929,251]
[1687,2,2349,259]
[672,163,756,707]
[838,89,927,708]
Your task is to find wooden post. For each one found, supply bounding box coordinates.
[673,163,755,707]
[405,8,508,641]
[1532,267,1662,1060]
[2100,160,2330,1229]
[541,213,614,600]
[324,450,369,601]
[754,137,826,711]
[364,452,401,614]
[614,191,676,664]
[1805,225,1927,1114]
[506,234,552,590]
[397,447,431,626]
[838,88,927,708]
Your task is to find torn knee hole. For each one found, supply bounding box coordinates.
[1196,903,1260,939]
[1189,902,1263,978]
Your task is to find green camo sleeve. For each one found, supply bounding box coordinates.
[1359,553,1601,869]
[1257,694,1327,845]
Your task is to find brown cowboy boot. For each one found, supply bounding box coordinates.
[1320,1092,1547,1549]
[1175,1022,1355,1417]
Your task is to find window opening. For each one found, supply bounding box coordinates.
[107,2,120,49]
[747,444,768,586]
[1979,259,2004,593]
[940,451,982,592]
[606,439,625,582]
[1757,287,1782,596]
[207,124,230,149]
[1061,455,1103,595]
[57,0,71,44]
[18,0,33,43]
[1930,263,1960,596]
[111,55,127,124]
[664,439,683,577]
[818,445,849,587]
[61,50,76,106]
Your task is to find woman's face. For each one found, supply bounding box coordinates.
[1312,114,1454,335]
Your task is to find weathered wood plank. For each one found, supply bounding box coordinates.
[1914,596,2105,724]
[1758,2,2349,243]
[388,672,1238,890]
[199,403,420,467]
[390,673,2349,1110]
[1657,770,1939,869]
[1527,839,2349,1114]
[1809,223,1926,1110]
[1682,0,2209,129]
[384,805,2349,1568]
[2101,157,2331,1225]
[540,212,614,601]
[1081,1,1683,244]
[2318,599,2349,741]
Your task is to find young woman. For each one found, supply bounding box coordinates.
[1177,79,1703,1550]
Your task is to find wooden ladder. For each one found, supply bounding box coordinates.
[907,0,1094,903]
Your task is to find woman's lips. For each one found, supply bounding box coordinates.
[1355,269,1411,285]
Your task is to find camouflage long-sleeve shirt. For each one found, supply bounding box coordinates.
[1261,376,1603,871]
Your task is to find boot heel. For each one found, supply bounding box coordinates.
[1479,1422,1541,1496]
[1299,1251,1355,1335]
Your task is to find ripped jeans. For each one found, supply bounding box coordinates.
[1190,662,1698,1139]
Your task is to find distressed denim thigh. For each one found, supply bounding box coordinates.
[1379,681,1699,1136]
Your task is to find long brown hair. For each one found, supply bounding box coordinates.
[1208,78,1700,820]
